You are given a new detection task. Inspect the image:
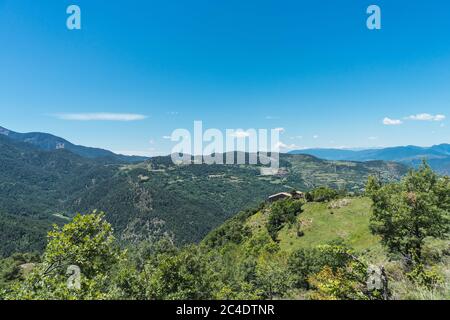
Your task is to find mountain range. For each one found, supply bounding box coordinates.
[0,125,408,257]
[289,144,450,174]
[0,126,148,163]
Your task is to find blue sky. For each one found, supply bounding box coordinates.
[0,0,449,156]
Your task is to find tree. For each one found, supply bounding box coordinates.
[368,163,450,265]
[266,199,303,241]
[144,245,216,300]
[288,241,361,291]
[6,212,121,300]
[308,264,367,300]
[288,248,321,289]
[254,254,292,300]
[307,187,339,203]
[307,243,371,300]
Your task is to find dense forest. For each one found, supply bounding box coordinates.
[1,163,448,300]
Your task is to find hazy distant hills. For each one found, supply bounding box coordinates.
[0,128,407,256]
[0,126,148,163]
[289,144,450,174]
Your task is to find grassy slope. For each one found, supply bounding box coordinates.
[244,197,386,260]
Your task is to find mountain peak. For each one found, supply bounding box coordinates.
[0,126,11,136]
[0,125,148,163]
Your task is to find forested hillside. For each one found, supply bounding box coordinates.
[0,126,147,163]
[0,133,407,256]
[1,164,448,300]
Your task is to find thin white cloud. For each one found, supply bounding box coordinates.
[368,136,378,140]
[275,141,287,149]
[406,113,446,121]
[54,113,147,121]
[116,149,168,157]
[313,135,319,139]
[383,117,403,126]
[265,115,280,120]
[162,135,172,140]
[275,141,301,150]
[273,127,285,133]
[114,150,152,157]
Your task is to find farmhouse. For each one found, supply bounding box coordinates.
[267,191,305,202]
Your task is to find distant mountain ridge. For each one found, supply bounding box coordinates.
[0,126,148,163]
[288,144,450,174]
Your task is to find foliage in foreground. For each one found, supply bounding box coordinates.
[0,165,449,300]
[367,162,450,267]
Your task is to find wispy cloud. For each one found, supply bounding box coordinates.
[229,130,251,138]
[275,141,302,150]
[382,113,446,126]
[53,113,147,121]
[114,150,152,157]
[406,113,446,121]
[382,117,403,126]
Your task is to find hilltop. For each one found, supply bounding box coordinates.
[204,197,385,260]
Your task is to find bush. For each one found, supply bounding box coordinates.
[266,200,303,241]
[287,241,355,290]
[307,187,339,203]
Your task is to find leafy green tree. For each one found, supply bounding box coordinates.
[0,253,40,291]
[368,163,450,265]
[143,245,216,300]
[6,212,121,300]
[307,243,369,300]
[254,254,292,300]
[288,248,321,289]
[107,259,146,300]
[266,199,303,241]
[288,240,357,290]
[214,282,261,300]
[365,175,382,197]
[308,264,367,300]
[307,187,339,203]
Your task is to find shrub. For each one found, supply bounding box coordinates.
[266,200,303,241]
[308,187,339,202]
